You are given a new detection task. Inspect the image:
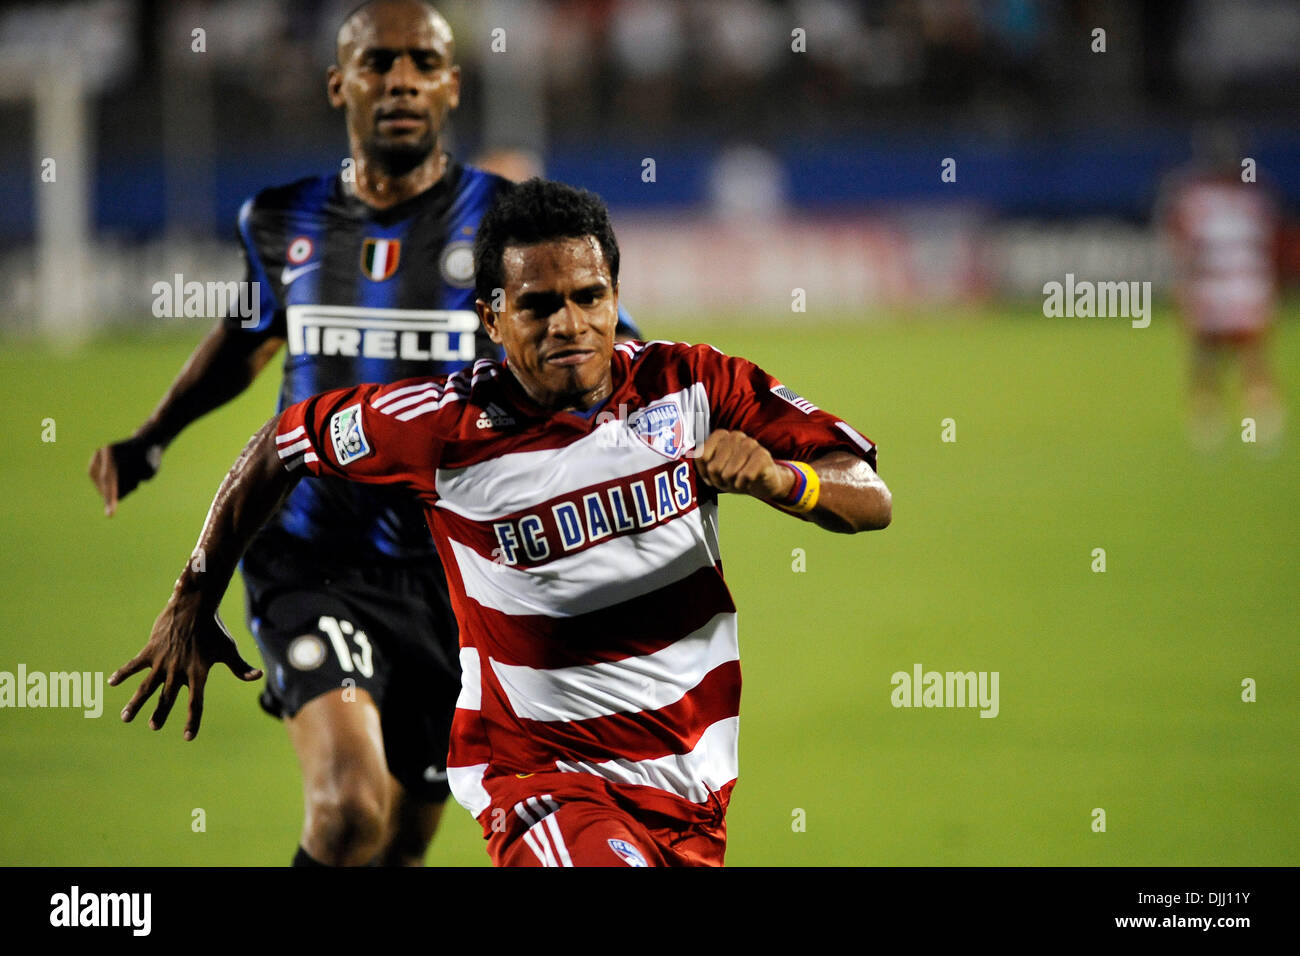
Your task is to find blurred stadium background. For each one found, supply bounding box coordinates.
[0,0,1296,866]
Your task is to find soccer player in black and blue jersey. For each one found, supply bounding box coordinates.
[91,0,639,867]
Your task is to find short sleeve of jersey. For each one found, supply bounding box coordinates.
[224,196,285,338]
[688,344,878,471]
[274,378,448,494]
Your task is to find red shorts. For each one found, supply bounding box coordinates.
[485,786,727,867]
[1195,327,1265,347]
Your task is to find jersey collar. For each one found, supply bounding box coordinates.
[332,158,464,226]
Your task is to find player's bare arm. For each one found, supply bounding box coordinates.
[693,429,891,534]
[109,414,297,739]
[88,321,284,515]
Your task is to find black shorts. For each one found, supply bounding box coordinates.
[241,528,460,803]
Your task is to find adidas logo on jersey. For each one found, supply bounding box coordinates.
[476,404,516,429]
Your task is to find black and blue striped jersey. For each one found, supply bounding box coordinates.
[229,160,640,560]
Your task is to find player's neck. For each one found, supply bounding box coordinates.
[507,367,613,416]
[347,149,449,210]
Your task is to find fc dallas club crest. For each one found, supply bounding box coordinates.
[360,238,401,281]
[628,399,687,460]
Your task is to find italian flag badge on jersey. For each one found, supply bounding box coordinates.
[361,238,401,281]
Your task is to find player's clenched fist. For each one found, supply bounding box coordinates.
[692,429,794,501]
[88,438,162,516]
[109,594,262,741]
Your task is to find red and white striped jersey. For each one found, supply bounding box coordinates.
[274,340,877,833]
[1160,171,1279,335]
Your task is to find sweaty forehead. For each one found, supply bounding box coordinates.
[503,237,610,293]
[338,2,453,61]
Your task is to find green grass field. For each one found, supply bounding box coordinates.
[1,304,1296,866]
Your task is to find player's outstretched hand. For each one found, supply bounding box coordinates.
[88,438,162,516]
[109,594,262,740]
[693,429,794,501]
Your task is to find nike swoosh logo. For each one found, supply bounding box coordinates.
[280,262,322,287]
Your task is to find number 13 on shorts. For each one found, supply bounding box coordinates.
[318,615,374,679]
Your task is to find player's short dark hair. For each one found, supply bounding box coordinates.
[340,0,438,32]
[338,0,447,57]
[473,178,620,304]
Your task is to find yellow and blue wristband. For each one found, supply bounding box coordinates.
[775,460,820,514]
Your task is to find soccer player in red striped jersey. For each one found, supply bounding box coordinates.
[1157,127,1285,449]
[110,179,891,866]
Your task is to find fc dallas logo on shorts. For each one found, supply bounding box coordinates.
[607,838,648,866]
[360,238,401,281]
